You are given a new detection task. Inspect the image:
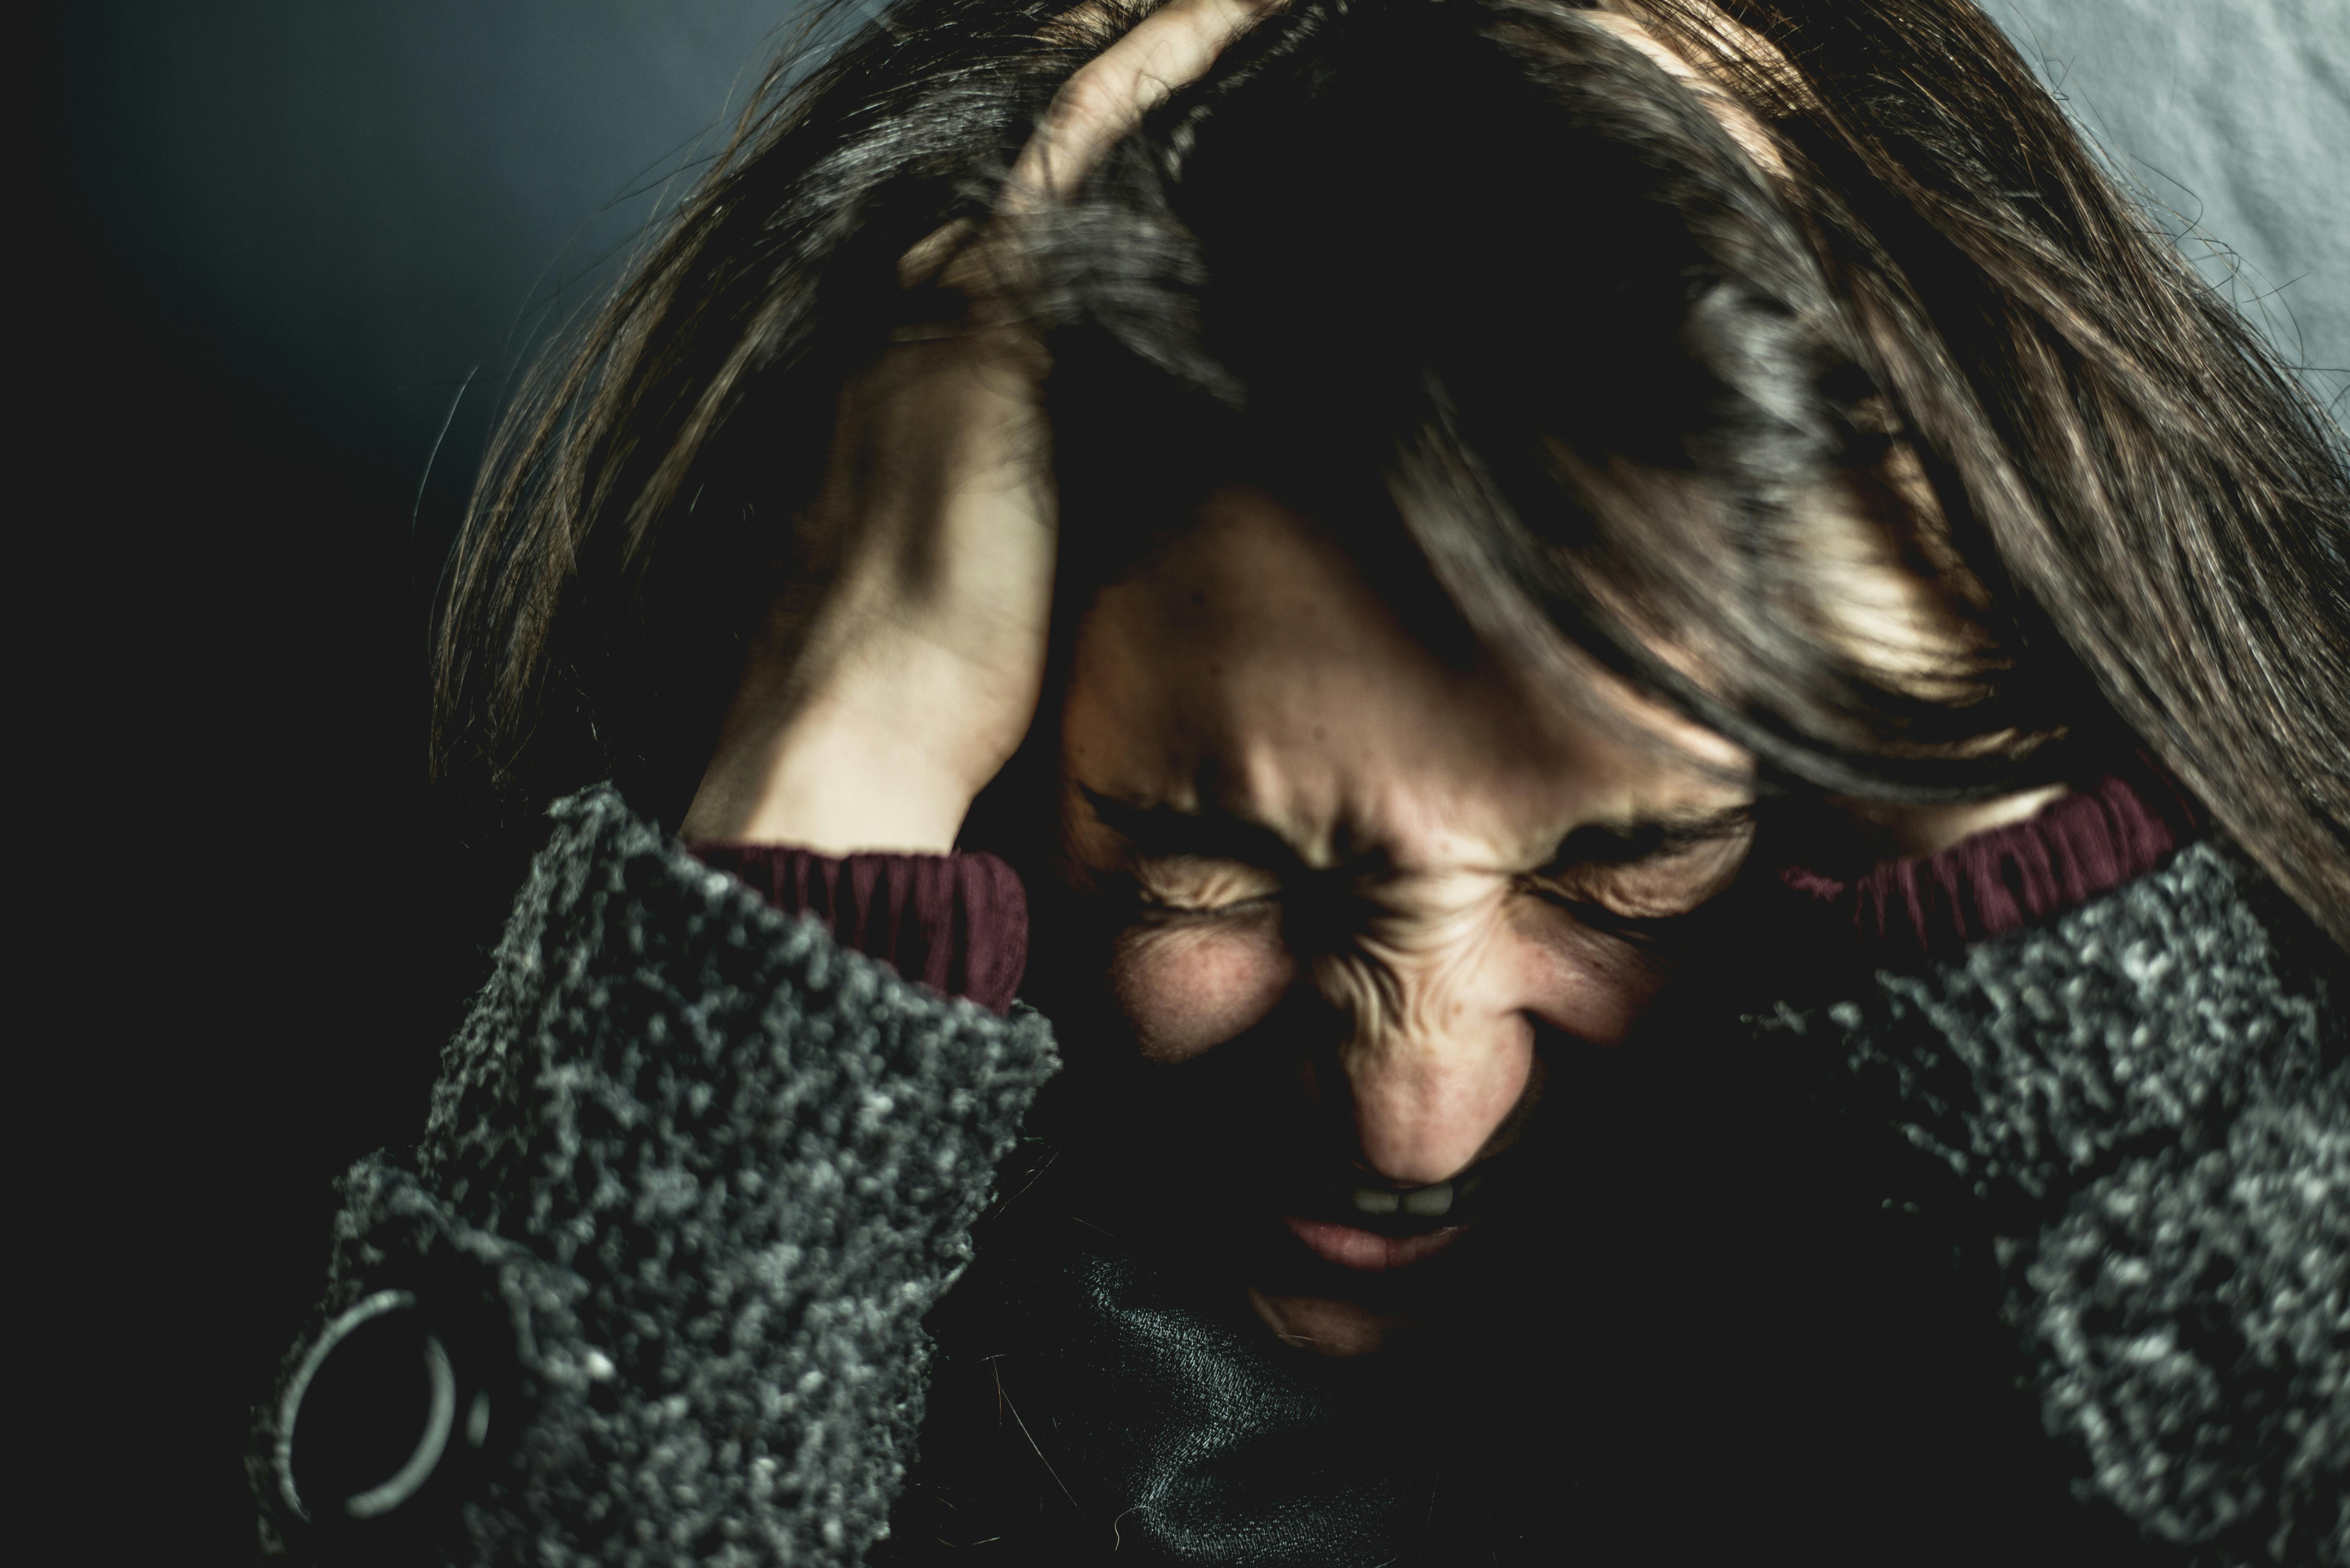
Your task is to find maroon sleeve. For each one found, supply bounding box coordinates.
[1778,759,2202,964]
[683,844,1029,1014]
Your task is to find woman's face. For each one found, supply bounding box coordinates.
[1052,487,1758,1355]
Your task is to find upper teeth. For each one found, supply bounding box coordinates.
[1352,1182,1454,1218]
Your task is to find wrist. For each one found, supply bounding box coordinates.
[682,639,1024,852]
[684,712,982,853]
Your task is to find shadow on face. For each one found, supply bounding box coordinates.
[1035,486,1757,1355]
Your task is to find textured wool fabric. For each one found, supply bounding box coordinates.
[1755,839,2346,1565]
[252,785,1057,1564]
[256,790,2343,1566]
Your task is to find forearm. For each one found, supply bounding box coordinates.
[254,785,1058,1565]
[1755,837,2346,1564]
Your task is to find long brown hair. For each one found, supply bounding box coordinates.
[431,0,2350,947]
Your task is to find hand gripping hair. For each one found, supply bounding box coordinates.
[436,0,2350,946]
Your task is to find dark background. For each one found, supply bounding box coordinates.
[28,2,2343,1559]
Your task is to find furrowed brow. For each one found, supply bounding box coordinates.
[1537,804,1755,872]
[1078,787,1307,872]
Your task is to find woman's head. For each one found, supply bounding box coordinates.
[430,0,2349,1356]
[1039,0,2051,800]
[434,0,2347,946]
[1043,483,1767,1351]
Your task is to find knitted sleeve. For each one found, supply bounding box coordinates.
[250,784,1061,1565]
[1754,840,2347,1567]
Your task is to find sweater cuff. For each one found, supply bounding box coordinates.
[683,844,1028,1013]
[1777,757,2201,964]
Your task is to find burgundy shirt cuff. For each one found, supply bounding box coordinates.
[689,763,2197,1006]
[1778,758,2202,964]
[684,844,1028,1014]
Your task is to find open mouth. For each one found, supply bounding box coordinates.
[1280,1213,1469,1271]
[1236,1161,1516,1353]
[1062,1038,1539,1310]
[1271,1165,1495,1273]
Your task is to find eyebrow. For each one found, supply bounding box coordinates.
[1079,788,1311,873]
[1081,787,1753,876]
[1534,805,1755,873]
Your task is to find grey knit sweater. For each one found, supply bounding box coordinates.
[253,784,2346,1566]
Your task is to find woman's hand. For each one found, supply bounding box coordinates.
[680,0,1283,853]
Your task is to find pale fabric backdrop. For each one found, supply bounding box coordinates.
[1988,0,2348,408]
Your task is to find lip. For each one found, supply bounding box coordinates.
[1280,1212,1471,1272]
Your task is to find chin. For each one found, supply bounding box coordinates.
[1224,1186,1502,1358]
[1247,1286,1412,1357]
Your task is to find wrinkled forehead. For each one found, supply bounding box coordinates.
[1059,487,1751,871]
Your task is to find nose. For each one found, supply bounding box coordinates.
[1322,950,1538,1188]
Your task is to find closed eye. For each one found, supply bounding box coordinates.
[1134,889,1281,918]
[1127,856,1283,919]
[1520,883,1700,945]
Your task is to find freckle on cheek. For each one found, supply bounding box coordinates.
[1115,934,1290,1064]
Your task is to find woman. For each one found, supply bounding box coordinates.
[255,0,2346,1563]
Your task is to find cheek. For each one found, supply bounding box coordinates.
[1112,913,1295,1064]
[1509,906,1669,1047]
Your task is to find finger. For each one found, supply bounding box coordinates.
[1581,10,1790,179]
[1005,0,1286,210]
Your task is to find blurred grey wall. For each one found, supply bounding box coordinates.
[1991,0,2349,408]
[56,2,807,524]
[49,1,2347,538]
